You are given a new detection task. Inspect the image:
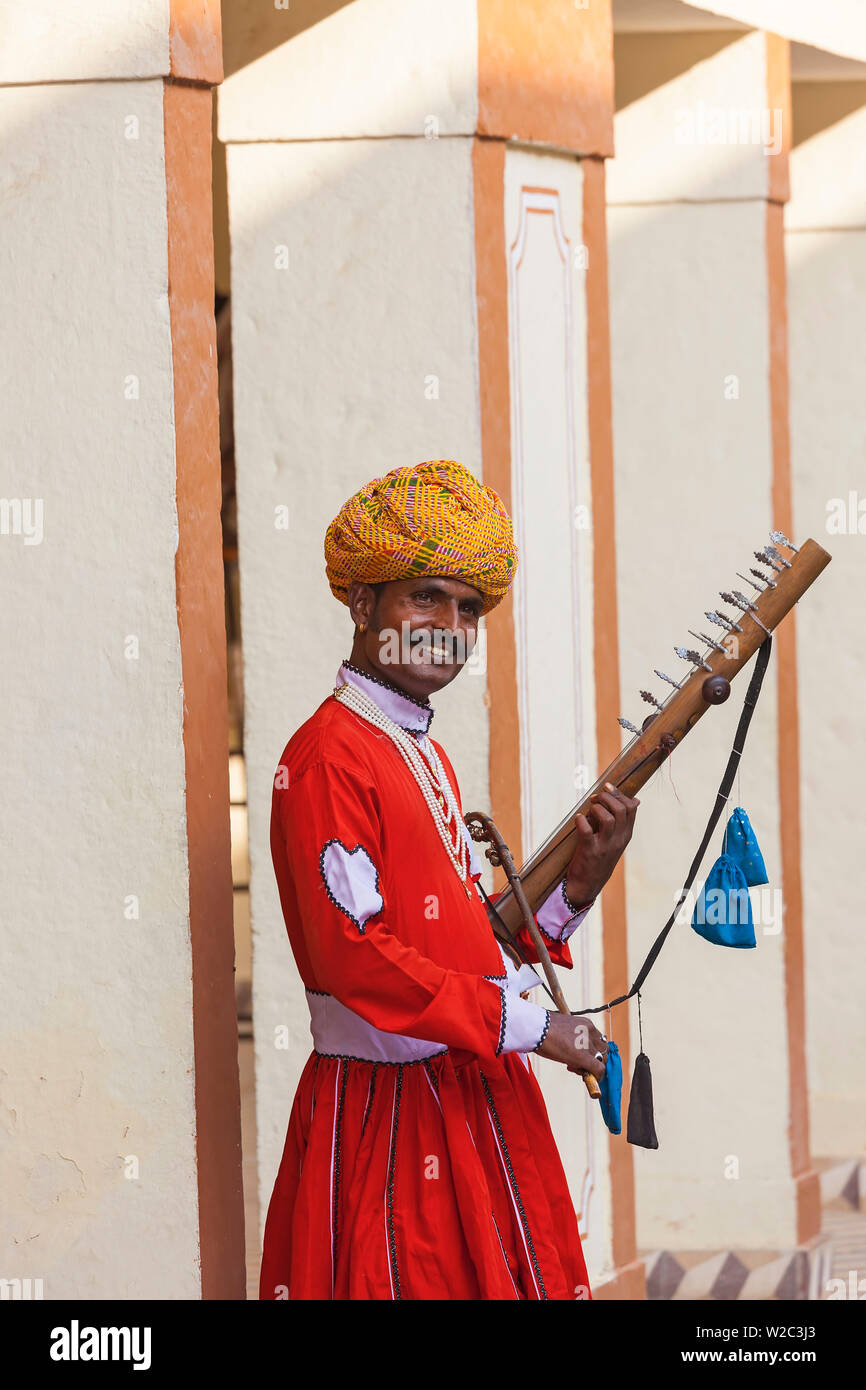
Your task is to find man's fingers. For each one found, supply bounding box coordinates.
[592,784,641,839]
[569,1052,606,1083]
[605,782,640,829]
[600,798,627,837]
[586,801,616,837]
[574,813,594,837]
[593,789,629,825]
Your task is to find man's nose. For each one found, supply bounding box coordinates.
[438,599,466,628]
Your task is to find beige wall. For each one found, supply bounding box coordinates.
[608,31,801,1252]
[787,91,866,1157]
[0,76,200,1297]
[219,0,478,141]
[0,0,171,81]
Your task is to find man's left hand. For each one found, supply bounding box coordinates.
[565,782,639,907]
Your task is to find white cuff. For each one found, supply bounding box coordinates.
[497,990,550,1056]
[495,939,542,994]
[536,879,592,943]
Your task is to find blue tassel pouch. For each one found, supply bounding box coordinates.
[691,853,756,948]
[599,1038,622,1135]
[723,806,769,886]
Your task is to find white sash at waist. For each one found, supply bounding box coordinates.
[306,990,449,1063]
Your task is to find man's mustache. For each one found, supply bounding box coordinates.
[407,628,471,661]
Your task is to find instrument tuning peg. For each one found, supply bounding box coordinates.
[617,716,641,736]
[725,590,772,635]
[639,689,665,711]
[749,565,776,590]
[675,645,712,673]
[764,543,792,569]
[770,529,799,553]
[737,571,764,593]
[706,609,743,634]
[755,549,784,574]
[688,628,726,653]
[654,669,681,688]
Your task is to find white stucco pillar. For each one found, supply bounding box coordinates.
[608,26,826,1296]
[222,0,643,1296]
[0,0,244,1298]
[787,76,866,1162]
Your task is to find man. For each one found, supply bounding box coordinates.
[259,459,638,1301]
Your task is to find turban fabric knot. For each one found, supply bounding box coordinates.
[324,460,518,614]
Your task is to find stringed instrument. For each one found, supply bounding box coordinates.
[466,531,831,1098]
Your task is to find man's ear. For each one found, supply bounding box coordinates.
[347,581,377,631]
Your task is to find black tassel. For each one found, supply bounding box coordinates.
[627,995,658,1148]
[627,1052,659,1149]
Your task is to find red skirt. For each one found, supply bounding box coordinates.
[259,1049,592,1300]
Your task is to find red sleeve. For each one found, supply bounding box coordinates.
[274,758,542,1063]
[487,890,575,970]
[516,925,575,971]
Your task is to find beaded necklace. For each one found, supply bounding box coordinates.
[334,680,472,897]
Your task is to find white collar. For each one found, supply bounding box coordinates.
[335,662,434,735]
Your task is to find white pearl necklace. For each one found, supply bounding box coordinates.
[334,680,473,897]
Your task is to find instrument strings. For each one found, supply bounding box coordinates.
[501,739,641,899]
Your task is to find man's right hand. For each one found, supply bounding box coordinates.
[534,1012,608,1082]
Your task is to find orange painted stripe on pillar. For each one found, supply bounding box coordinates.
[765,34,791,206]
[583,155,641,1289]
[477,0,614,157]
[170,0,223,83]
[164,81,245,1298]
[472,136,524,868]
[765,199,819,1246]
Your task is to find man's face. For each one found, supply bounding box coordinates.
[347,575,484,700]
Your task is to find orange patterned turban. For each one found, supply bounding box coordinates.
[324,460,518,614]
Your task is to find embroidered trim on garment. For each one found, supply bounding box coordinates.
[561,878,590,916]
[342,659,434,719]
[362,1063,379,1136]
[479,1071,549,1301]
[422,1058,440,1095]
[331,1062,349,1286]
[537,920,561,946]
[318,837,384,935]
[537,879,591,944]
[534,1011,552,1051]
[313,1049,446,1067]
[386,1066,404,1300]
[495,990,507,1058]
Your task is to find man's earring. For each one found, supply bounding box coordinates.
[359,622,367,633]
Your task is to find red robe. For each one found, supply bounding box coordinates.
[259,664,593,1301]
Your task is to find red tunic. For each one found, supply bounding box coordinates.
[259,665,593,1301]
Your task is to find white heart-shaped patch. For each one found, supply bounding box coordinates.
[320,839,384,934]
